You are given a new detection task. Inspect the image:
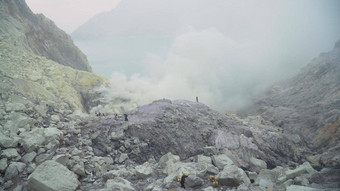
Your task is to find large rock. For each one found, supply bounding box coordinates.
[216,165,251,187]
[158,152,180,174]
[197,155,212,164]
[186,175,203,188]
[105,178,135,191]
[19,128,46,152]
[22,151,37,163]
[1,148,21,161]
[5,102,26,112]
[212,154,234,170]
[0,133,20,148]
[249,157,267,173]
[5,162,26,180]
[43,127,63,142]
[28,160,80,191]
[286,185,319,191]
[0,158,8,172]
[285,162,316,179]
[255,169,281,188]
[135,162,153,179]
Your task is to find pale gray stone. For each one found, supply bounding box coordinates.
[22,151,37,163]
[4,180,13,189]
[35,154,50,163]
[43,127,63,142]
[51,115,60,122]
[255,169,280,188]
[285,162,316,179]
[197,155,212,164]
[105,177,135,191]
[1,148,21,160]
[247,171,257,181]
[186,175,203,188]
[158,152,180,171]
[202,186,217,191]
[206,164,219,175]
[20,129,45,152]
[0,132,19,148]
[211,154,234,170]
[5,102,26,112]
[13,185,23,191]
[28,160,80,191]
[37,148,46,155]
[286,185,319,191]
[0,158,8,172]
[72,162,86,176]
[249,157,267,173]
[27,163,36,173]
[216,165,251,187]
[203,146,217,156]
[294,176,309,186]
[118,153,129,163]
[5,163,19,180]
[135,163,153,179]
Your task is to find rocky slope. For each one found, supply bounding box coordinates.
[0,0,92,72]
[1,98,339,190]
[239,40,340,168]
[1,1,339,191]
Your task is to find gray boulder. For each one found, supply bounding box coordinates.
[212,154,234,170]
[1,148,21,161]
[216,165,250,187]
[286,185,319,191]
[0,158,8,172]
[0,132,20,148]
[197,155,212,164]
[22,151,37,163]
[255,169,280,188]
[28,160,80,191]
[19,129,46,152]
[135,162,153,179]
[105,177,135,191]
[5,162,26,180]
[285,162,316,179]
[186,175,203,188]
[249,157,267,173]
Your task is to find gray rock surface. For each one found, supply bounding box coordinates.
[0,0,91,72]
[105,178,135,191]
[239,39,340,166]
[216,165,250,187]
[212,154,234,170]
[28,160,80,191]
[186,175,203,188]
[249,157,267,173]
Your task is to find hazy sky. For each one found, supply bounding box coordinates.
[25,0,340,113]
[26,0,122,33]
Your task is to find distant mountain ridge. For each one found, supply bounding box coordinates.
[240,39,340,152]
[0,0,92,72]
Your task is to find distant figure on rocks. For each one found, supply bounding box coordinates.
[180,172,189,189]
[114,114,118,120]
[124,114,128,121]
[319,157,325,168]
[95,111,105,117]
[196,96,199,102]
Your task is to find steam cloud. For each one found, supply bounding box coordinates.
[97,28,291,113]
[80,0,340,114]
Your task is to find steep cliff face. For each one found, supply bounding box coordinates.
[240,40,340,152]
[0,0,105,112]
[0,0,92,72]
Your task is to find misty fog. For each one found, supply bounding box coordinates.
[72,0,340,113]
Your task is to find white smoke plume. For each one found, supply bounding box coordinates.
[95,28,289,113]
